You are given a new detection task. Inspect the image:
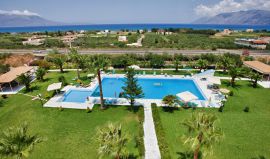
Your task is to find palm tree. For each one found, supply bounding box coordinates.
[228,66,242,87]
[197,59,208,71]
[174,54,183,72]
[95,123,129,159]
[218,56,232,73]
[182,112,223,159]
[249,72,262,88]
[0,123,42,159]
[88,55,110,109]
[17,74,32,92]
[36,67,46,81]
[69,48,85,79]
[46,50,67,73]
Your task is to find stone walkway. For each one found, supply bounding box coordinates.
[143,103,161,159]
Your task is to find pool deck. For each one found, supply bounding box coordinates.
[44,74,224,109]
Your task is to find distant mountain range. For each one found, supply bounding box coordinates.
[0,14,60,27]
[193,10,270,25]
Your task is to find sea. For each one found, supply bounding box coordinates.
[0,24,270,33]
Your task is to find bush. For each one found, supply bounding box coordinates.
[229,91,234,96]
[135,107,145,157]
[86,107,92,113]
[58,75,67,86]
[1,94,8,99]
[243,106,250,112]
[59,106,64,111]
[218,106,224,112]
[151,103,171,159]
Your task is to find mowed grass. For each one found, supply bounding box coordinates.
[158,81,270,159]
[0,71,141,159]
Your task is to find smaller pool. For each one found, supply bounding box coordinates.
[62,90,92,103]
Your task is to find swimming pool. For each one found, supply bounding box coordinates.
[91,77,206,100]
[62,77,206,103]
[62,89,92,103]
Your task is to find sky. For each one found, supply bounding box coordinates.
[0,0,270,24]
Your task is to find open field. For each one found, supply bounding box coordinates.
[158,80,270,159]
[0,72,142,159]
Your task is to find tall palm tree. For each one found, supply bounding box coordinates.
[197,59,208,71]
[0,123,42,159]
[69,48,85,79]
[88,55,110,109]
[228,65,242,87]
[17,74,32,92]
[249,72,262,88]
[182,112,223,159]
[95,123,129,159]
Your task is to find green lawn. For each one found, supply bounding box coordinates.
[158,81,270,159]
[0,71,142,159]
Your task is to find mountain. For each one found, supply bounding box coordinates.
[0,14,60,27]
[193,10,270,25]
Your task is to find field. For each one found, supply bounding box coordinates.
[158,81,270,159]
[0,72,142,159]
[0,31,269,49]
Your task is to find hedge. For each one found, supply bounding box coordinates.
[151,103,171,159]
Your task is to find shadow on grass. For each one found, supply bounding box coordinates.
[43,77,53,82]
[222,80,242,89]
[93,104,143,113]
[162,107,179,113]
[177,151,201,159]
[251,155,267,159]
[124,154,138,159]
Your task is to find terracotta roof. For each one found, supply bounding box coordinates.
[252,40,268,44]
[244,61,270,74]
[0,66,33,83]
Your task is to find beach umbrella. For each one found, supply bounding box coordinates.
[219,88,230,94]
[108,66,114,70]
[47,82,62,94]
[208,77,221,85]
[176,91,198,102]
[128,65,140,70]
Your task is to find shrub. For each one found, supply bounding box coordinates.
[229,91,234,96]
[135,107,145,157]
[243,106,250,112]
[58,75,67,86]
[59,106,64,111]
[151,103,171,159]
[86,107,92,113]
[218,106,224,112]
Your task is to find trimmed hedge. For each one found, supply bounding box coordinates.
[151,103,171,159]
[135,106,145,158]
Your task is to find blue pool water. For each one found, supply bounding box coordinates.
[91,78,206,100]
[62,90,92,103]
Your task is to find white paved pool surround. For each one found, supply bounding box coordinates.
[44,74,222,109]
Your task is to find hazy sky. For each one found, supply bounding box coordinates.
[0,0,270,24]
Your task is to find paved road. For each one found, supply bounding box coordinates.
[0,49,269,56]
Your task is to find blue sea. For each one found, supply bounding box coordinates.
[0,24,270,33]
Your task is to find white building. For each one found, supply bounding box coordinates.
[118,36,127,42]
[246,29,254,33]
